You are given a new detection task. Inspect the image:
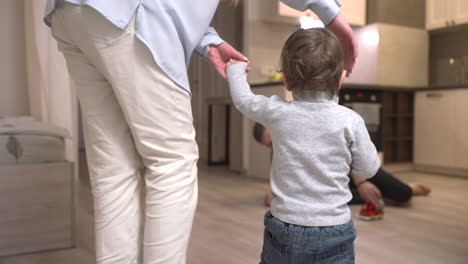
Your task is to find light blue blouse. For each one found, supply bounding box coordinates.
[44,0,340,92]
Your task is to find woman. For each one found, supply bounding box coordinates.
[44,0,357,263]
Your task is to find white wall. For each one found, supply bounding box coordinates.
[0,0,29,116]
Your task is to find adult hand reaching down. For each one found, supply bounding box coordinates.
[357,180,383,209]
[208,42,249,79]
[326,13,357,77]
[351,171,382,208]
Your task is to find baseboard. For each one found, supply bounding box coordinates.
[382,163,415,173]
[413,164,468,178]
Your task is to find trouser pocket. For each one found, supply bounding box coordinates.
[304,222,356,264]
[261,227,288,264]
[58,1,134,49]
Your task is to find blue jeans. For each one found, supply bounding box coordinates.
[260,212,356,264]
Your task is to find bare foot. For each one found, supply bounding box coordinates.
[409,183,431,196]
[264,192,274,207]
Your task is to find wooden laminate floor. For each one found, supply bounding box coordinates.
[1,163,467,264]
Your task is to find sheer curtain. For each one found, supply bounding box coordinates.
[23,0,78,164]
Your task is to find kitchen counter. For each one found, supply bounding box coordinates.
[251,81,421,91]
[251,81,283,88]
[250,81,468,91]
[418,84,468,91]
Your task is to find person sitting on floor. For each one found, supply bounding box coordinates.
[253,122,431,207]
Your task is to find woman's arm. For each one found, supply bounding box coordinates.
[195,27,248,79]
[195,27,224,58]
[350,172,383,209]
[351,172,367,186]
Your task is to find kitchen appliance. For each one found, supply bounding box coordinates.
[340,89,383,151]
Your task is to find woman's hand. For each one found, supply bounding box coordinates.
[208,42,248,79]
[325,13,357,77]
[357,181,383,209]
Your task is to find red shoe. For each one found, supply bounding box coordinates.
[359,202,384,221]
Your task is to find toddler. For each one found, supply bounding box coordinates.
[226,28,380,263]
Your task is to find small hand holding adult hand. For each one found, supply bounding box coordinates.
[208,42,249,79]
[226,59,249,78]
[326,13,357,77]
[357,181,383,209]
[226,58,247,67]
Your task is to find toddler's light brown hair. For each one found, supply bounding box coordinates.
[280,28,344,95]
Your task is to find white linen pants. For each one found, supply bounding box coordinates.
[50,3,198,264]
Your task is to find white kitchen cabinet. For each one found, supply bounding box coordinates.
[426,0,452,30]
[260,0,366,26]
[339,0,366,26]
[454,89,468,169]
[414,90,456,168]
[344,23,428,87]
[453,0,468,26]
[426,0,468,30]
[414,89,468,169]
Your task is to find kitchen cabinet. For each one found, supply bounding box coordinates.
[260,0,366,26]
[454,0,468,25]
[454,89,468,169]
[414,89,468,169]
[414,90,456,167]
[345,23,428,87]
[426,0,452,30]
[382,91,415,163]
[340,87,415,164]
[340,0,367,26]
[426,0,468,30]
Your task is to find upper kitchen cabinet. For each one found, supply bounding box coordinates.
[259,0,366,26]
[339,0,366,26]
[345,23,428,87]
[426,0,450,30]
[426,0,468,30]
[453,0,468,25]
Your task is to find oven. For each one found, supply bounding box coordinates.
[339,89,383,152]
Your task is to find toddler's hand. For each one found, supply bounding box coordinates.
[226,59,250,78]
[208,42,248,79]
[227,59,248,67]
